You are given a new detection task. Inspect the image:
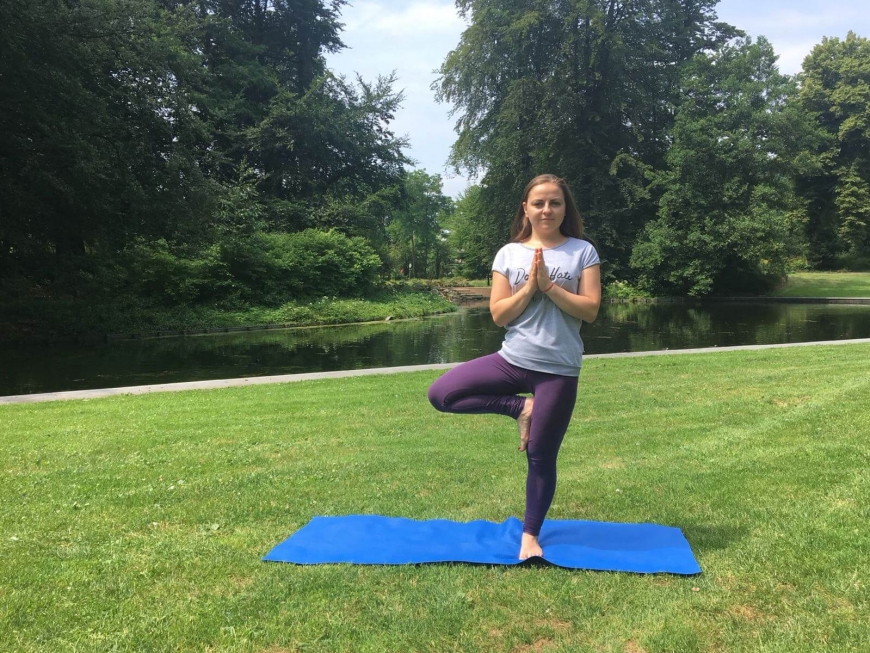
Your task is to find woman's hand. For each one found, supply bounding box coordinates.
[522,248,538,295]
[534,248,551,291]
[490,249,540,326]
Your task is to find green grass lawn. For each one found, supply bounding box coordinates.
[2,345,868,652]
[769,272,870,297]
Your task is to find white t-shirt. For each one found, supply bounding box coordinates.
[491,238,600,377]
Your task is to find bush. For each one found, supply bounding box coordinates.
[219,230,382,304]
[125,239,227,305]
[120,230,382,307]
[602,280,650,299]
[834,250,870,271]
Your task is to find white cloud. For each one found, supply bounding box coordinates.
[343,1,465,36]
[328,1,472,196]
[775,40,823,74]
[717,0,870,74]
[738,8,869,33]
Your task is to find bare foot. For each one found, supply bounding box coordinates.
[517,397,533,451]
[519,533,543,560]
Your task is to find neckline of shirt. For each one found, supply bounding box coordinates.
[516,237,572,251]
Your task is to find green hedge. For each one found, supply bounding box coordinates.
[124,230,381,306]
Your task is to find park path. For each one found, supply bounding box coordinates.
[2,338,869,405]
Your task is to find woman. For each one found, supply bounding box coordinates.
[427,174,601,560]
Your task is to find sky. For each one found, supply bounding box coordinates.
[325,0,870,198]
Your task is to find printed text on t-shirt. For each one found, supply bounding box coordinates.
[513,267,574,286]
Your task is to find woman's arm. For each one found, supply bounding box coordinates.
[535,248,601,322]
[490,266,538,327]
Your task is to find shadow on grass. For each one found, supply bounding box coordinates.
[679,521,748,552]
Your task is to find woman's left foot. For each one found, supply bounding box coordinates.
[519,533,543,560]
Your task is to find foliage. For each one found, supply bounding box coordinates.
[0,0,220,289]
[126,239,229,306]
[251,73,409,238]
[0,0,409,296]
[223,230,383,302]
[631,37,811,296]
[71,229,381,306]
[445,185,498,279]
[0,284,455,342]
[601,280,650,300]
[436,0,739,279]
[5,0,870,304]
[111,229,382,307]
[797,32,870,267]
[386,171,454,278]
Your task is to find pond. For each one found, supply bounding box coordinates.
[2,301,870,397]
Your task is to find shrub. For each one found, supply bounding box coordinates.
[108,230,382,307]
[219,230,382,304]
[602,280,651,300]
[125,239,224,305]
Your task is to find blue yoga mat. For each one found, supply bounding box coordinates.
[263,515,701,574]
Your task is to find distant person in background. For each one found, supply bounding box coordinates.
[428,174,601,560]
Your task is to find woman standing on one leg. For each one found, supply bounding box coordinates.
[427,174,601,560]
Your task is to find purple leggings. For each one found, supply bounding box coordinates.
[427,353,578,536]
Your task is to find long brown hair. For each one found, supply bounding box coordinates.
[510,174,584,242]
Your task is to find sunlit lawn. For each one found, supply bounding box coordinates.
[770,272,870,297]
[1,344,868,652]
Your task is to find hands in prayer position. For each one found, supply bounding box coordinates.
[521,247,552,297]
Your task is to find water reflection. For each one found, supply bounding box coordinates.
[588,302,870,352]
[2,302,869,396]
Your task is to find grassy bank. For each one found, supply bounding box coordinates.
[0,285,456,342]
[601,272,870,301]
[768,271,870,298]
[2,344,868,652]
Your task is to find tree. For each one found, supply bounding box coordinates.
[0,0,410,297]
[446,185,498,279]
[630,37,811,296]
[158,1,410,241]
[250,72,409,239]
[797,32,870,267]
[387,171,454,278]
[435,0,738,279]
[0,0,218,289]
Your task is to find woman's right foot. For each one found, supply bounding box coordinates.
[517,397,533,451]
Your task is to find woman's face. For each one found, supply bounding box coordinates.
[523,182,566,238]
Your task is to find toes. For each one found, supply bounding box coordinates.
[518,546,542,560]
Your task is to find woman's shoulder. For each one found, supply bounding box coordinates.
[500,241,526,251]
[563,237,597,253]
[563,238,600,269]
[492,242,527,271]
[494,242,527,258]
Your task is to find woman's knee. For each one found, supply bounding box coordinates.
[427,378,450,412]
[525,438,561,472]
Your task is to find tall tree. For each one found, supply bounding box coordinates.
[0,0,410,295]
[797,32,870,267]
[631,37,811,296]
[435,0,738,278]
[250,72,409,238]
[161,1,409,239]
[445,185,496,279]
[0,0,217,289]
[387,171,454,278]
